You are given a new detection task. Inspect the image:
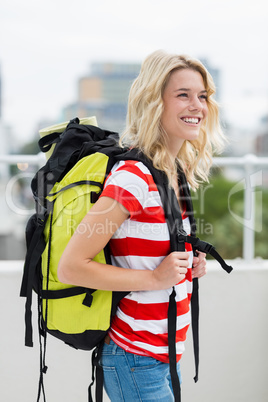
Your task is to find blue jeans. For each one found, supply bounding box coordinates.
[100,339,182,401]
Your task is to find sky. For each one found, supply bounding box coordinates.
[1,0,268,147]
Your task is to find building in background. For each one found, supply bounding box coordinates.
[62,62,141,133]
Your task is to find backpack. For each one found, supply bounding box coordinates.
[20,117,233,402]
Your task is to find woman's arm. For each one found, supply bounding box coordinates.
[58,196,189,292]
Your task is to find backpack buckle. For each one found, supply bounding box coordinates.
[177,229,188,243]
[194,238,214,254]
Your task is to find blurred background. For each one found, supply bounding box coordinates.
[0,0,268,401]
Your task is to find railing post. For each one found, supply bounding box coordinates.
[243,155,255,261]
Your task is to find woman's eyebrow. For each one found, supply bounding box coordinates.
[174,88,208,93]
[174,88,190,92]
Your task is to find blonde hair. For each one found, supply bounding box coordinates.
[120,50,226,189]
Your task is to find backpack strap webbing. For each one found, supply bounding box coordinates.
[191,277,199,382]
[167,286,181,400]
[160,166,189,402]
[177,166,200,385]
[38,131,62,153]
[88,342,105,402]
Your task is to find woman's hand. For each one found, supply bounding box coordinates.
[152,251,189,289]
[192,251,207,279]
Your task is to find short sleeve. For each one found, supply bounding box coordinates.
[100,160,151,218]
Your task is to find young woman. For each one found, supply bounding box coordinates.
[58,50,226,401]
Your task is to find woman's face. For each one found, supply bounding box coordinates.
[161,68,208,155]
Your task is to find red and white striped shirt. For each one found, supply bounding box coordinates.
[100,160,193,363]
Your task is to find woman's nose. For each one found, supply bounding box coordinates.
[188,96,202,111]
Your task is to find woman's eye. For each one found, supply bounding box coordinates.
[199,95,208,101]
[177,93,188,98]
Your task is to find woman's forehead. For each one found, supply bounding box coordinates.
[165,69,206,92]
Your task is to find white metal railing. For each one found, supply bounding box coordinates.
[0,153,268,261]
[0,153,46,165]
